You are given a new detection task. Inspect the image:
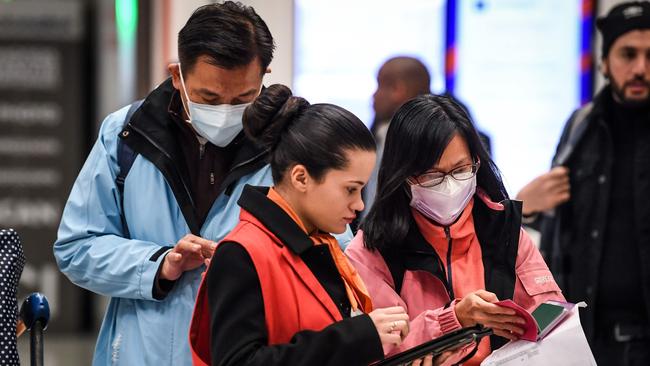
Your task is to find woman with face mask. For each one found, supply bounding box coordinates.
[345,95,565,366]
[189,84,411,366]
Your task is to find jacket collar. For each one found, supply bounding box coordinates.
[126,78,262,170]
[401,190,512,254]
[237,185,314,255]
[119,78,268,234]
[384,191,522,297]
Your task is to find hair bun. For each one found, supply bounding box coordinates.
[243,84,309,150]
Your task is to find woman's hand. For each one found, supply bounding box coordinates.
[454,290,525,340]
[411,354,433,366]
[369,306,410,346]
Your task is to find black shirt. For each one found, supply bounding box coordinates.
[167,92,240,226]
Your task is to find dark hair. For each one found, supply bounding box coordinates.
[178,1,275,74]
[243,84,376,183]
[361,94,508,250]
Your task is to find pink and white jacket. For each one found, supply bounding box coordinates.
[346,192,564,365]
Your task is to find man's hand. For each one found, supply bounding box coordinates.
[516,166,570,216]
[160,234,217,281]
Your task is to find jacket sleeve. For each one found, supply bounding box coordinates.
[513,229,565,312]
[208,242,384,366]
[344,232,463,356]
[53,107,169,301]
[535,108,582,260]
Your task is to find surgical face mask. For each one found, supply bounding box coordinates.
[409,175,477,226]
[178,64,252,147]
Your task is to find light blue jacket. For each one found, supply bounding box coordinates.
[54,102,353,365]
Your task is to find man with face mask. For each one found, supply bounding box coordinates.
[53,3,352,365]
[529,2,650,364]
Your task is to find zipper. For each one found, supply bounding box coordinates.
[199,143,205,160]
[127,123,196,209]
[444,226,455,300]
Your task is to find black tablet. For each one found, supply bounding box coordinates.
[373,325,493,366]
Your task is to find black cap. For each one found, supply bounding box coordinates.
[597,1,650,58]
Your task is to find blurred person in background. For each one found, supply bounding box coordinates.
[53,3,284,365]
[517,2,650,364]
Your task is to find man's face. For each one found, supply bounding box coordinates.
[170,55,264,109]
[372,67,404,122]
[602,29,650,104]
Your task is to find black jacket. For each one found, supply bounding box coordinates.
[540,85,650,342]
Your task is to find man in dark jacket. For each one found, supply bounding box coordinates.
[519,2,650,364]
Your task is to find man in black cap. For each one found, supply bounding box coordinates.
[522,2,650,364]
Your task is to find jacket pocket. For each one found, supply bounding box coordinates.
[518,269,561,297]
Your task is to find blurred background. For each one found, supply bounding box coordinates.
[0,0,627,364]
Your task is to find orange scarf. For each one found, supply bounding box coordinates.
[267,187,373,313]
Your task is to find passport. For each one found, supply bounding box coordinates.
[495,300,569,342]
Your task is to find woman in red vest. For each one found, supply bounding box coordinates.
[345,95,565,365]
[190,84,411,365]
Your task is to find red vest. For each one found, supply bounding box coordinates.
[189,209,344,366]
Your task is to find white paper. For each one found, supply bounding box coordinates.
[481,302,596,366]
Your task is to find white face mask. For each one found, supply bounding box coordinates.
[178,64,252,147]
[409,175,477,226]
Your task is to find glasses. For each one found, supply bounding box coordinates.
[408,161,480,188]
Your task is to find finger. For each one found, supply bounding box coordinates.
[550,166,569,177]
[551,183,571,195]
[473,290,499,303]
[484,321,525,335]
[167,252,182,262]
[182,233,199,241]
[190,236,218,252]
[392,319,409,338]
[475,312,525,327]
[380,306,407,315]
[481,302,516,316]
[548,177,570,191]
[557,191,571,203]
[382,318,407,332]
[549,192,570,206]
[204,258,211,267]
[435,351,454,366]
[412,359,422,366]
[490,313,526,325]
[182,236,217,258]
[492,328,518,341]
[200,245,216,259]
[382,333,403,346]
[175,240,202,255]
[423,354,434,366]
[384,312,410,322]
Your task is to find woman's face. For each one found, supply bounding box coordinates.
[302,149,376,234]
[421,134,473,178]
